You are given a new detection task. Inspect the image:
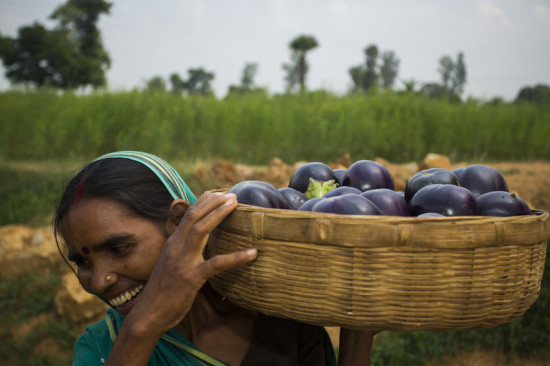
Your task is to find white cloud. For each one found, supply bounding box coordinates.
[329,0,349,17]
[475,0,510,26]
[534,4,550,22]
[191,0,205,17]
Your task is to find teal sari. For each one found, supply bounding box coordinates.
[73,308,226,365]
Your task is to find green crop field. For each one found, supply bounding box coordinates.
[1,90,549,164]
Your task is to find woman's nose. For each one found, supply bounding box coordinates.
[89,264,115,295]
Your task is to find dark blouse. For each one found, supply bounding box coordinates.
[241,313,333,366]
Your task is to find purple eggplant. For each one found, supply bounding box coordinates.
[409,184,479,217]
[343,160,394,192]
[333,168,347,186]
[289,162,339,194]
[476,191,531,216]
[405,168,460,203]
[417,212,446,218]
[458,165,509,198]
[298,197,325,211]
[360,188,411,216]
[279,187,308,210]
[228,181,288,209]
[323,186,362,198]
[312,194,380,216]
[452,167,466,182]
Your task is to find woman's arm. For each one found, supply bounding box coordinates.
[337,329,377,366]
[101,193,257,366]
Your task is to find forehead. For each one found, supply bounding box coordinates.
[61,198,136,246]
[66,197,130,224]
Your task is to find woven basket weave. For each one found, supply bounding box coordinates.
[205,203,549,331]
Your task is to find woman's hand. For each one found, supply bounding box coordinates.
[337,328,378,366]
[131,192,257,333]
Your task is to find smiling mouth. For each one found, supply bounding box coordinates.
[109,284,144,307]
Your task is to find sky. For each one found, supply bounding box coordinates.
[0,0,549,100]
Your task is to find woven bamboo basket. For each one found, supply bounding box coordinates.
[205,201,549,332]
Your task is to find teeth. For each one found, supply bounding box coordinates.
[109,285,143,307]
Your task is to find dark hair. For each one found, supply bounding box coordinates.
[53,158,177,269]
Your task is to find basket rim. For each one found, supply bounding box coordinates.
[232,203,548,225]
[208,188,549,225]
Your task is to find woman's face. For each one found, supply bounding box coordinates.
[61,197,169,316]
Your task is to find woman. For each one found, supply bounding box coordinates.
[54,151,375,365]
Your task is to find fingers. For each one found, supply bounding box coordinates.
[173,192,237,253]
[163,192,257,282]
[199,248,258,279]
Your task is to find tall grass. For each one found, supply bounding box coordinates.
[1,90,548,164]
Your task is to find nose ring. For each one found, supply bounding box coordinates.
[106,275,112,281]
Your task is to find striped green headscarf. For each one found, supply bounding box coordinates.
[94,151,197,205]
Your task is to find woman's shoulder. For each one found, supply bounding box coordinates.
[73,309,118,365]
[82,307,121,338]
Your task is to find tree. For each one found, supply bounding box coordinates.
[156,68,215,96]
[183,68,215,96]
[283,35,319,93]
[51,0,112,87]
[401,79,417,93]
[380,51,400,89]
[0,0,112,89]
[348,45,399,94]
[227,62,260,95]
[438,56,453,91]
[169,73,186,95]
[363,44,379,92]
[348,65,365,93]
[419,82,461,103]
[452,52,467,95]
[0,23,75,88]
[240,62,258,91]
[282,54,300,93]
[515,84,550,104]
[437,52,467,97]
[145,76,166,92]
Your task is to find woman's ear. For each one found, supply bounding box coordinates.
[165,199,190,235]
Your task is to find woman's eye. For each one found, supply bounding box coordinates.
[74,258,91,268]
[111,245,132,255]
